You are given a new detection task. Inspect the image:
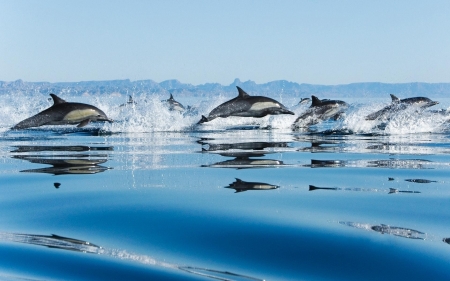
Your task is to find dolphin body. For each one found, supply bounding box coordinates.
[298,97,311,105]
[365,94,439,121]
[225,178,279,193]
[292,96,348,128]
[12,94,112,130]
[198,86,294,124]
[165,94,185,112]
[119,95,136,107]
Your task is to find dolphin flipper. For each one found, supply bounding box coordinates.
[76,119,91,128]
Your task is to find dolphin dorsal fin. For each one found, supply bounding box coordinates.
[236,86,250,98]
[390,94,400,103]
[311,95,322,107]
[169,93,174,100]
[235,178,243,182]
[49,94,67,105]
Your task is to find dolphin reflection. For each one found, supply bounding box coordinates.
[340,221,427,240]
[305,158,434,170]
[199,139,290,153]
[405,179,437,184]
[13,156,111,175]
[309,185,420,194]
[202,152,286,169]
[11,145,113,175]
[0,231,264,281]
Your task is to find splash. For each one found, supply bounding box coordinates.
[2,92,450,135]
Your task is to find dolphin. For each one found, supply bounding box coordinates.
[119,95,136,107]
[292,96,348,128]
[198,86,294,124]
[165,93,185,112]
[225,178,279,193]
[365,94,439,121]
[298,97,311,105]
[12,94,112,130]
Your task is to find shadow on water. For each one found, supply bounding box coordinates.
[11,145,113,175]
[0,232,264,281]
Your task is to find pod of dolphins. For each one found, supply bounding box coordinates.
[11,86,442,130]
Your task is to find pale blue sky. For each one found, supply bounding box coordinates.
[1,0,449,85]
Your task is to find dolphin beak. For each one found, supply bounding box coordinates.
[427,101,439,107]
[285,110,295,115]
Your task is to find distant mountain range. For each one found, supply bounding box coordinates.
[1,78,450,98]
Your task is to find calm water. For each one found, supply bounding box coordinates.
[0,93,449,280]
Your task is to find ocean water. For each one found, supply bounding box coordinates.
[0,92,450,280]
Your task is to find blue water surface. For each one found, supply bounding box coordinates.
[0,93,449,280]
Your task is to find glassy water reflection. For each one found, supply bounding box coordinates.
[1,129,450,280]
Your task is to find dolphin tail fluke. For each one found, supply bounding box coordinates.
[309,185,317,191]
[197,115,209,124]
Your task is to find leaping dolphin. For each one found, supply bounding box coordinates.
[292,96,348,128]
[119,95,136,107]
[365,94,439,121]
[198,86,294,124]
[165,93,185,112]
[12,94,113,130]
[298,97,311,105]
